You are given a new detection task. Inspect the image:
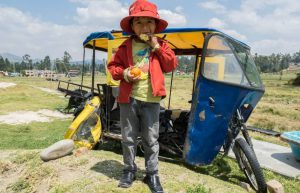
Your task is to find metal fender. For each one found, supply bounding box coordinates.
[64,96,102,149]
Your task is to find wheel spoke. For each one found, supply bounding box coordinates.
[236,142,260,190]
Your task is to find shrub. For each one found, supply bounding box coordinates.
[187,184,211,193]
[290,73,300,86]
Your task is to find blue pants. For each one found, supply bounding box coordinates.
[119,98,160,174]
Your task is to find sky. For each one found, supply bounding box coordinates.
[0,0,300,61]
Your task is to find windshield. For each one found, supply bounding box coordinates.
[229,40,263,88]
[202,35,263,88]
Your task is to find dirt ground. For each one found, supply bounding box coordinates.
[0,109,72,125]
[0,82,71,125]
[0,149,248,193]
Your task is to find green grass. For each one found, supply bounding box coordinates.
[0,79,68,115]
[248,73,300,132]
[10,179,30,192]
[187,184,212,193]
[263,169,300,193]
[0,120,71,149]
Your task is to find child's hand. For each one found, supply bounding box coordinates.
[125,67,141,82]
[148,35,159,49]
[139,34,160,50]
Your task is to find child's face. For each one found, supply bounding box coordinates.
[131,17,156,35]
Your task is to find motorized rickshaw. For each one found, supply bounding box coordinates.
[58,28,267,192]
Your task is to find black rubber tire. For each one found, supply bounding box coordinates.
[92,141,101,150]
[233,138,267,193]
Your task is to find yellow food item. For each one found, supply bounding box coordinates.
[130,67,142,77]
[139,34,149,41]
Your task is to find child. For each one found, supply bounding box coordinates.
[108,0,177,192]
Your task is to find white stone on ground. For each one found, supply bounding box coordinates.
[40,139,75,161]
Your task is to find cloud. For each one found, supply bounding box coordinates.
[0,6,86,60]
[227,0,300,39]
[252,39,300,55]
[207,17,226,29]
[207,18,247,41]
[72,0,187,28]
[222,29,247,42]
[73,0,128,30]
[158,9,186,27]
[199,0,226,14]
[175,6,184,13]
[0,0,188,61]
[200,0,300,54]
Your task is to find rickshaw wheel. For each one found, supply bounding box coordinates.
[233,138,267,193]
[92,140,101,150]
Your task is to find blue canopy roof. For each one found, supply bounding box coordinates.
[83,31,115,46]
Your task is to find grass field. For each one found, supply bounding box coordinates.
[249,73,300,132]
[0,73,299,193]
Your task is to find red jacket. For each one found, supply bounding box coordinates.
[108,37,177,103]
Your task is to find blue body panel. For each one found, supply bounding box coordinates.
[184,77,264,165]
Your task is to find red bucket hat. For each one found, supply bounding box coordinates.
[120,0,168,34]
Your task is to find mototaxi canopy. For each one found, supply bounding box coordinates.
[82,28,250,55]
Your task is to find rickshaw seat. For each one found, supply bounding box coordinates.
[99,84,119,113]
[111,86,119,98]
[161,109,189,134]
[163,109,189,121]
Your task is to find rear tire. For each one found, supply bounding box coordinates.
[233,138,267,193]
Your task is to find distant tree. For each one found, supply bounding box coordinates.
[22,54,32,70]
[280,54,291,70]
[254,53,292,73]
[82,63,90,74]
[176,56,196,73]
[0,56,5,71]
[292,51,300,63]
[62,51,72,71]
[54,58,63,73]
[14,62,21,73]
[29,59,33,70]
[43,56,51,70]
[99,59,106,73]
[254,55,270,73]
[33,61,41,70]
[270,53,281,72]
[4,58,12,72]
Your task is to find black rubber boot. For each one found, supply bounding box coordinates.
[118,171,136,188]
[143,174,164,193]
